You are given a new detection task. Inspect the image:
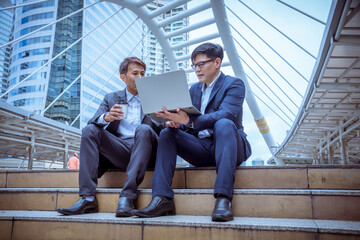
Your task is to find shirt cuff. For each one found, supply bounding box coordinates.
[97,113,110,125]
[185,118,191,127]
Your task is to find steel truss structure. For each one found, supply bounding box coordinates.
[274,0,360,164]
[0,101,81,169]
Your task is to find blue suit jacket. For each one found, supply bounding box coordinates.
[188,72,251,161]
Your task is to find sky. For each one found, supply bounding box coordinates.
[187,0,333,164]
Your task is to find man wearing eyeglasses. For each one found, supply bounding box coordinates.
[133,42,251,222]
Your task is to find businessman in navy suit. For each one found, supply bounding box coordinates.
[134,43,251,222]
[57,57,164,217]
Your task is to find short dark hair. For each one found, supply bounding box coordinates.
[191,43,223,63]
[119,57,146,75]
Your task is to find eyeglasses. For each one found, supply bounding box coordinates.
[191,58,216,69]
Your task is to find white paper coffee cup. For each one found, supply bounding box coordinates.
[118,103,129,119]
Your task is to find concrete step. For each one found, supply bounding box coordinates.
[1,188,360,221]
[1,210,359,240]
[1,165,360,189]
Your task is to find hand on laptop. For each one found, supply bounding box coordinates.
[166,121,181,128]
[156,107,189,125]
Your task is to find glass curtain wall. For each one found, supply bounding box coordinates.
[7,0,55,113]
[0,2,14,100]
[79,0,142,128]
[45,0,83,127]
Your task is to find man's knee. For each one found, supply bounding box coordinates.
[135,124,157,140]
[82,124,103,139]
[159,127,178,140]
[214,119,236,136]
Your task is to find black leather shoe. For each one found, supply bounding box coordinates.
[57,198,98,215]
[132,196,175,218]
[115,197,134,217]
[211,196,234,222]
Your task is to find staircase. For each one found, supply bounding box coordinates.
[1,165,360,239]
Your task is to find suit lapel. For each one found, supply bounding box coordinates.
[206,72,225,112]
[107,89,126,134]
[192,84,202,111]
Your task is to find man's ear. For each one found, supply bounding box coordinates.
[215,58,222,69]
[120,74,126,82]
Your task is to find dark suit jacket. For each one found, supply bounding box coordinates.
[87,89,164,176]
[188,72,252,161]
[88,89,164,136]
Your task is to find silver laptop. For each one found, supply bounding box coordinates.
[135,70,201,122]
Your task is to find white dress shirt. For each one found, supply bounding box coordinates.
[198,72,221,138]
[98,89,142,138]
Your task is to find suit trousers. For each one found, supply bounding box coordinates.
[79,124,158,201]
[152,118,246,199]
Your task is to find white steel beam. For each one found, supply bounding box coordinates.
[165,18,215,39]
[149,0,191,19]
[210,0,283,164]
[106,0,178,70]
[157,1,211,28]
[170,32,219,50]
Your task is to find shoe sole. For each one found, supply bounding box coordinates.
[211,215,234,222]
[57,207,99,216]
[115,211,133,217]
[133,209,176,218]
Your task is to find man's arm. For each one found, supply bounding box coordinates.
[88,94,112,125]
[155,77,245,131]
[189,78,245,132]
[88,93,124,125]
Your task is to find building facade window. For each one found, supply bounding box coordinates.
[10,85,45,96]
[12,97,43,106]
[19,25,52,36]
[18,36,51,48]
[12,48,50,61]
[21,12,54,24]
[10,60,47,73]
[22,0,55,13]
[10,72,47,85]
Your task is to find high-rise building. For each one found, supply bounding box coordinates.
[79,0,142,129]
[6,0,187,129]
[44,0,83,127]
[0,0,14,100]
[142,0,189,76]
[6,0,142,128]
[7,0,57,114]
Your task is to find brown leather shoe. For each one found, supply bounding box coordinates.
[211,196,234,222]
[115,197,134,217]
[57,198,98,215]
[132,196,175,218]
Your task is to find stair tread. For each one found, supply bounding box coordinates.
[2,164,360,173]
[0,210,359,234]
[1,187,360,196]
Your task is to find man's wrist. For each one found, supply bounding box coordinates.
[185,117,191,127]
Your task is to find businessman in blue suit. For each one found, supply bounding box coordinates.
[133,43,251,222]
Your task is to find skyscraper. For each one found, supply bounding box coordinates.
[7,0,57,114]
[0,0,14,100]
[6,0,187,129]
[79,0,142,129]
[44,0,83,127]
[6,0,142,129]
[142,0,189,76]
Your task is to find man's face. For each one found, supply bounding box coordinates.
[193,53,220,86]
[120,63,145,95]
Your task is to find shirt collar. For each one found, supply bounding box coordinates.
[125,88,139,102]
[202,71,221,93]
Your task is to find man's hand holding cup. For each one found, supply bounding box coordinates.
[104,102,129,122]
